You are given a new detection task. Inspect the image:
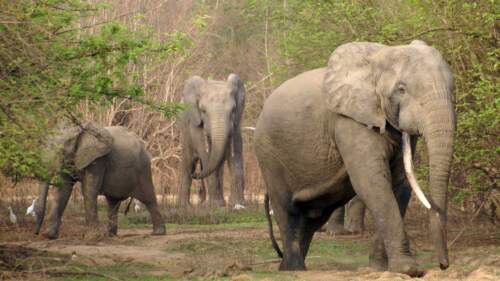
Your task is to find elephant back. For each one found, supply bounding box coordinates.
[105,126,145,169]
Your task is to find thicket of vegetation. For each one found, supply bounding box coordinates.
[0,0,498,217]
[0,0,186,181]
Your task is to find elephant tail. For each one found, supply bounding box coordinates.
[124,197,133,216]
[264,193,283,258]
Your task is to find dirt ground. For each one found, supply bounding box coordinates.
[0,216,499,281]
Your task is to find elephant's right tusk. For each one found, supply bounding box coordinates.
[402,132,432,209]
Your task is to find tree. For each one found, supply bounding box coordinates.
[0,0,187,183]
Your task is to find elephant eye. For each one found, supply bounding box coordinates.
[396,83,407,94]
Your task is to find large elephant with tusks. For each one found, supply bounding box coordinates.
[257,41,455,276]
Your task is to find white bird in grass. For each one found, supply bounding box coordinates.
[269,209,274,216]
[134,201,143,213]
[8,206,17,224]
[26,199,36,217]
[233,203,246,210]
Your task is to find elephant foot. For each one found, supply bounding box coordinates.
[279,259,306,271]
[346,225,364,235]
[388,256,423,277]
[325,224,352,236]
[43,229,59,240]
[107,227,118,237]
[369,252,388,271]
[152,225,166,235]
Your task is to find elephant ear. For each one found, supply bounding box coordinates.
[74,123,113,170]
[182,76,205,127]
[323,42,387,132]
[227,73,245,120]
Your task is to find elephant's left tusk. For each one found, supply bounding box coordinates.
[402,132,432,209]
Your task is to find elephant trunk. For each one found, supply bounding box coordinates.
[34,182,49,235]
[424,96,455,270]
[192,111,229,179]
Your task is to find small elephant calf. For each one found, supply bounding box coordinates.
[35,122,166,239]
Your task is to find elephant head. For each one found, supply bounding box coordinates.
[34,122,113,234]
[184,74,245,179]
[323,40,455,269]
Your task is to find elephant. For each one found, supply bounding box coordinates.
[325,196,366,235]
[34,122,166,239]
[256,41,455,275]
[177,74,246,207]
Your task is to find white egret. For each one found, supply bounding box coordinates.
[233,203,246,210]
[26,199,36,217]
[134,201,143,213]
[8,206,17,224]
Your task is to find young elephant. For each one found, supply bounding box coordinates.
[35,123,165,239]
[177,74,245,207]
[256,41,455,275]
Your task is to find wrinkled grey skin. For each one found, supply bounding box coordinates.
[255,41,455,275]
[177,74,245,207]
[325,196,366,235]
[35,123,165,239]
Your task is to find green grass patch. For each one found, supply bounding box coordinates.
[164,236,277,260]
[306,237,370,269]
[119,206,267,228]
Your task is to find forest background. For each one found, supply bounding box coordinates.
[0,0,498,219]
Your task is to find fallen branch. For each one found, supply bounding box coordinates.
[393,27,484,43]
[44,269,121,281]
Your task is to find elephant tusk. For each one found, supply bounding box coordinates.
[402,132,432,209]
[242,126,255,131]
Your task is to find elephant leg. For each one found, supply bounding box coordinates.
[177,149,194,207]
[136,168,166,235]
[197,178,207,204]
[302,206,336,257]
[276,207,307,271]
[370,145,415,270]
[325,206,349,235]
[81,160,105,229]
[106,197,121,236]
[207,164,225,207]
[335,121,417,276]
[345,196,366,234]
[227,131,245,206]
[45,176,75,239]
[140,199,166,235]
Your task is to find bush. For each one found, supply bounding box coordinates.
[0,0,186,182]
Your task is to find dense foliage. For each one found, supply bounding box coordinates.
[0,0,497,213]
[241,0,498,204]
[0,0,186,181]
